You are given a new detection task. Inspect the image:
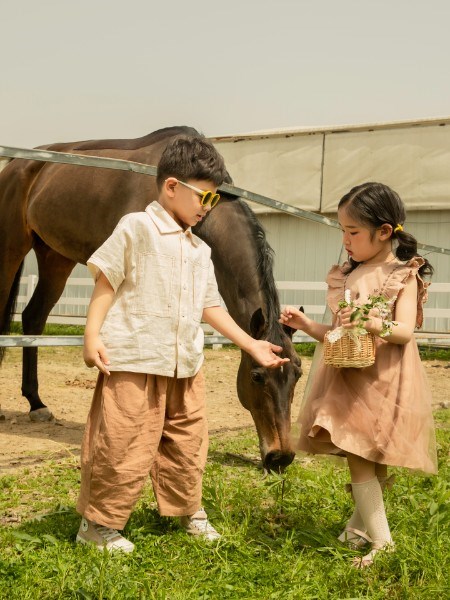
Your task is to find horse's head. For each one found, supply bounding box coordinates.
[194,194,303,472]
[237,307,302,472]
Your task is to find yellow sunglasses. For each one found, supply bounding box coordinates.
[176,179,220,208]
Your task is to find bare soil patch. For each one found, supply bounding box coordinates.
[0,346,448,472]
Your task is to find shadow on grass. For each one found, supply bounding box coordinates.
[207,449,262,470]
[7,505,80,547]
[6,503,178,549]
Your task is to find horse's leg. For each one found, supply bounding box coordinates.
[0,170,34,361]
[21,240,76,420]
[0,257,28,355]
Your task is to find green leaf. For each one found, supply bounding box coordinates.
[429,501,439,516]
[42,534,59,545]
[12,532,42,545]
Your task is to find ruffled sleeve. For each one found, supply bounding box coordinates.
[381,257,430,328]
[326,262,349,314]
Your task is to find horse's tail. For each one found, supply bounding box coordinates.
[0,260,24,364]
[0,157,12,174]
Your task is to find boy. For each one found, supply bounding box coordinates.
[76,135,288,552]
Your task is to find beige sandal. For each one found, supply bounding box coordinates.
[338,526,372,549]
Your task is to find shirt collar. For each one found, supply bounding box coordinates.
[145,201,201,247]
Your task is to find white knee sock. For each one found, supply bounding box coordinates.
[339,474,392,542]
[351,477,392,549]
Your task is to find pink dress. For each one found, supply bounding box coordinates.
[296,257,438,474]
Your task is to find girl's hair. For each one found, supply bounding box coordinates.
[338,182,433,278]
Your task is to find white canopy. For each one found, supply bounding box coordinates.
[211,117,450,213]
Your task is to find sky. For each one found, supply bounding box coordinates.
[1,0,450,148]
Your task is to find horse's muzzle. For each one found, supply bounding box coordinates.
[263,450,295,473]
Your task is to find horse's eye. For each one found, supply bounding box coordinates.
[251,370,265,384]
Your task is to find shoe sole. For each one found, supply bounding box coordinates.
[76,534,134,553]
[182,528,221,541]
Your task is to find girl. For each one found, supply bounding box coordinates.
[280,182,437,568]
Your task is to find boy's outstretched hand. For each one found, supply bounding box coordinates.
[202,305,289,368]
[247,340,290,368]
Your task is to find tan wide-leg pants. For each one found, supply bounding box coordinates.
[76,369,208,529]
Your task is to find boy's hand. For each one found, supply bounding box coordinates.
[248,340,290,369]
[83,336,111,375]
[279,306,308,331]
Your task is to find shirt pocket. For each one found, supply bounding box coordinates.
[192,260,209,322]
[133,252,174,316]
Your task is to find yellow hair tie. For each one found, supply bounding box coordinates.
[394,224,403,233]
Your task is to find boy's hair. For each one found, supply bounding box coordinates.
[156,135,230,190]
[338,182,433,278]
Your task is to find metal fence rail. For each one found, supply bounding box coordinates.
[0,335,231,347]
[2,332,449,348]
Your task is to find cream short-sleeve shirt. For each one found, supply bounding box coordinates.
[87,201,221,377]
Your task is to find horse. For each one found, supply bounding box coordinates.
[0,126,301,472]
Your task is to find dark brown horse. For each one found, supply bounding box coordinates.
[0,126,301,471]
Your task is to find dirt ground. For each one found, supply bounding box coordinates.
[0,346,449,473]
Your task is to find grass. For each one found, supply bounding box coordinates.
[10,322,85,336]
[293,343,317,357]
[2,326,449,597]
[417,345,450,361]
[1,418,449,600]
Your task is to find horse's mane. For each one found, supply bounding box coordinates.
[236,200,286,345]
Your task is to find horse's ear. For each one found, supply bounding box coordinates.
[250,307,266,339]
[282,325,295,339]
[282,306,303,339]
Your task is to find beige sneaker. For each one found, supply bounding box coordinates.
[76,517,134,553]
[179,508,221,541]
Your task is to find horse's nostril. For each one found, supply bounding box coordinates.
[263,450,295,472]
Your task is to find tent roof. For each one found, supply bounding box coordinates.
[211,115,450,142]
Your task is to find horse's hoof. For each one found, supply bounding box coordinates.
[29,407,55,422]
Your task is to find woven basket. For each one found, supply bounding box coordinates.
[323,330,376,368]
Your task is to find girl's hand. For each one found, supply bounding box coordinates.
[339,305,361,330]
[279,306,308,331]
[83,335,111,375]
[247,340,290,369]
